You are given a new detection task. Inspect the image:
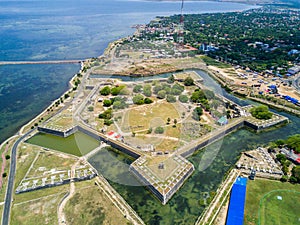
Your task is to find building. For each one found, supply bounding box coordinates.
[287,65,300,75]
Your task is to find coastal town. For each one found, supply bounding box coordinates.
[0,2,300,225]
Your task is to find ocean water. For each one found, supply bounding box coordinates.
[0,0,258,141]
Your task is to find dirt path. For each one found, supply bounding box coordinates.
[57,162,78,225]
[0,144,10,189]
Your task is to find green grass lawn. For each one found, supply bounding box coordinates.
[26,131,100,157]
[259,190,300,225]
[244,179,300,225]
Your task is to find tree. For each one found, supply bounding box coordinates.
[286,134,300,153]
[173,119,177,127]
[111,86,125,96]
[157,90,166,99]
[133,85,143,93]
[144,98,153,104]
[167,75,175,83]
[291,166,300,183]
[5,155,10,160]
[179,95,189,103]
[64,93,70,99]
[103,99,112,107]
[155,127,164,134]
[167,118,171,124]
[104,119,113,126]
[2,173,7,178]
[184,77,194,86]
[133,94,144,105]
[166,95,176,103]
[147,127,153,134]
[153,85,163,94]
[100,86,111,96]
[143,84,152,97]
[99,108,113,120]
[88,106,94,111]
[250,105,272,120]
[192,107,203,121]
[190,89,206,103]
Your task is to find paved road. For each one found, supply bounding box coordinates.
[2,129,34,225]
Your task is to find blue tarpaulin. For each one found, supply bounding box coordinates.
[226,177,248,225]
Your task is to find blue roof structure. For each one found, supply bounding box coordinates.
[226,177,248,225]
[284,95,299,104]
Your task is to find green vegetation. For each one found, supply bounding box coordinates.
[133,94,145,105]
[111,85,125,96]
[179,94,189,103]
[157,90,166,99]
[103,99,112,107]
[291,166,300,183]
[276,153,290,175]
[184,77,194,86]
[250,105,273,120]
[133,84,143,93]
[100,86,111,96]
[155,127,164,134]
[143,84,152,97]
[192,107,203,121]
[141,8,300,73]
[285,134,300,153]
[99,108,113,120]
[166,95,176,103]
[244,179,300,225]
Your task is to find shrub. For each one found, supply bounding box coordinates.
[155,127,164,134]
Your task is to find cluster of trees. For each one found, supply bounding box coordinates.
[277,152,300,183]
[142,9,300,73]
[250,105,272,120]
[100,85,127,96]
[276,153,291,175]
[103,97,128,109]
[98,108,113,126]
[190,89,211,111]
[133,84,152,97]
[271,134,300,154]
[192,107,203,121]
[132,94,153,105]
[132,81,185,103]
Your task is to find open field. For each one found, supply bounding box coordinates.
[26,132,100,157]
[11,192,66,225]
[64,180,131,225]
[244,178,300,225]
[259,190,300,225]
[127,101,179,133]
[25,151,77,179]
[14,143,40,192]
